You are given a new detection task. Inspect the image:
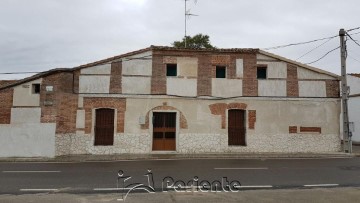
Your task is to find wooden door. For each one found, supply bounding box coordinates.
[95,108,115,146]
[152,112,176,151]
[228,109,246,146]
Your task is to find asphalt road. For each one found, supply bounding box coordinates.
[0,157,360,194]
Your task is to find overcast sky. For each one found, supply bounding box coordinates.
[1,0,360,79]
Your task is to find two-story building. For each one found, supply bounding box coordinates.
[0,46,341,157]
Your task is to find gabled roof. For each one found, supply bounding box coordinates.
[0,46,340,91]
[0,80,17,88]
[0,68,72,91]
[259,50,340,79]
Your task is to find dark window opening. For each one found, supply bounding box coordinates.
[95,108,115,146]
[257,67,267,79]
[166,64,177,76]
[216,66,226,78]
[32,84,41,94]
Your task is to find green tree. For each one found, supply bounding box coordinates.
[172,34,215,49]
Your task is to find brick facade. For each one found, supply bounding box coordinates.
[287,64,299,97]
[289,126,298,133]
[110,61,122,94]
[300,127,322,134]
[248,110,256,129]
[83,97,126,134]
[325,80,340,98]
[0,88,13,124]
[40,72,78,134]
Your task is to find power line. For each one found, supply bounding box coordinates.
[305,46,340,65]
[263,35,337,50]
[346,33,360,48]
[296,37,334,60]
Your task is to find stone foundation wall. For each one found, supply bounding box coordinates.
[56,132,340,156]
[56,133,151,156]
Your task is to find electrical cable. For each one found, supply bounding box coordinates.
[296,37,335,60]
[305,46,340,65]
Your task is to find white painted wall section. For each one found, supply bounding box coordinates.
[80,64,112,75]
[236,59,243,78]
[76,110,85,129]
[347,75,360,95]
[13,78,42,107]
[256,61,287,79]
[212,79,242,98]
[177,57,198,77]
[349,97,360,142]
[79,75,110,93]
[122,51,152,76]
[297,67,334,80]
[257,54,276,60]
[122,76,151,94]
[166,78,197,97]
[0,123,56,157]
[299,81,326,97]
[258,80,286,97]
[11,108,41,124]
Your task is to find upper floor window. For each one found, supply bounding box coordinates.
[257,66,267,79]
[216,66,226,78]
[166,64,177,76]
[32,84,40,94]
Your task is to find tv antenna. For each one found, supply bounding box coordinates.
[184,0,198,48]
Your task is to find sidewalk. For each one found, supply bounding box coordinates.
[0,149,357,162]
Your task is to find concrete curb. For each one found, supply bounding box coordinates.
[0,152,357,162]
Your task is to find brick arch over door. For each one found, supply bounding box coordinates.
[209,102,256,129]
[84,97,126,134]
[141,105,188,129]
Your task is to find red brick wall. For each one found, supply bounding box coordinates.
[248,110,256,129]
[151,54,167,94]
[83,97,126,134]
[0,88,13,124]
[287,64,299,97]
[242,54,258,96]
[289,126,297,133]
[40,72,78,134]
[326,80,340,98]
[110,61,122,94]
[300,127,321,133]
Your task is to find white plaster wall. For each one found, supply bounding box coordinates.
[177,57,198,77]
[11,108,41,124]
[236,59,243,78]
[76,110,85,129]
[347,75,360,95]
[297,67,334,80]
[80,64,111,75]
[349,97,360,142]
[122,76,151,94]
[0,123,56,157]
[122,51,152,76]
[299,81,326,97]
[79,75,110,93]
[258,80,286,97]
[166,78,197,97]
[13,78,42,107]
[257,61,287,79]
[56,97,340,155]
[211,79,242,98]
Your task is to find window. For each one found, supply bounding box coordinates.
[216,66,226,78]
[32,84,40,94]
[166,64,177,76]
[257,67,267,79]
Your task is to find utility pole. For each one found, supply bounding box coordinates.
[339,28,351,153]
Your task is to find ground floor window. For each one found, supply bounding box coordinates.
[228,109,246,146]
[94,108,115,146]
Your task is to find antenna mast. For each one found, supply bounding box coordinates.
[184,0,198,48]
